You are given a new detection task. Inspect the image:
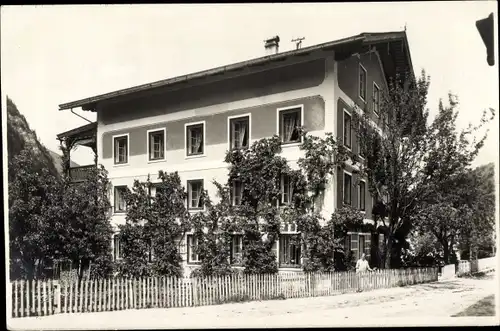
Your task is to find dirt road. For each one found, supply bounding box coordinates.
[8,273,498,329]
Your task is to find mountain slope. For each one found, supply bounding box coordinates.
[7,97,61,178]
[48,150,80,175]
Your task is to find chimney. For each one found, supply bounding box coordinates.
[264,36,280,55]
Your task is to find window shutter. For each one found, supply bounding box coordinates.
[271,240,278,260]
[337,106,344,146]
[337,167,344,208]
[352,173,358,210]
[378,233,385,256]
[350,233,359,260]
[364,234,371,257]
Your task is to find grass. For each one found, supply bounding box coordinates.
[452,295,496,317]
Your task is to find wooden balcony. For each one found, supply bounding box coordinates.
[69,165,96,183]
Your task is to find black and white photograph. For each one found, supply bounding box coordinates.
[1,2,499,329]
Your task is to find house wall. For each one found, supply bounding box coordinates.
[337,50,388,122]
[99,49,391,272]
[334,51,389,224]
[101,95,326,162]
[98,53,341,272]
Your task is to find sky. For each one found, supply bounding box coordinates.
[1,2,498,167]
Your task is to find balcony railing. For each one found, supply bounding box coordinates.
[69,165,96,182]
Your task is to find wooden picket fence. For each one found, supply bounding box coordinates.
[11,267,438,318]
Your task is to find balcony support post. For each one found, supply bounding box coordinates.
[91,145,98,166]
[58,137,76,179]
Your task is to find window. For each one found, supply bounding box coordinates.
[378,233,385,254]
[187,180,204,210]
[114,186,127,213]
[113,235,122,261]
[185,122,204,156]
[343,110,352,149]
[278,106,302,144]
[359,64,367,101]
[147,183,163,205]
[231,180,242,206]
[148,129,166,161]
[229,115,250,150]
[148,239,155,263]
[343,172,352,205]
[113,135,128,165]
[187,235,200,264]
[350,233,358,259]
[281,174,294,205]
[230,234,243,265]
[346,233,372,261]
[373,83,381,116]
[279,234,301,267]
[154,183,165,198]
[359,180,366,211]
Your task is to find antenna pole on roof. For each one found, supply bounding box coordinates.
[292,37,305,49]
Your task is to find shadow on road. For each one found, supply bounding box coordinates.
[452,295,496,317]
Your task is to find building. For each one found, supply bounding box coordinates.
[56,31,415,274]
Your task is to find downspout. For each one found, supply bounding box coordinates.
[71,108,93,123]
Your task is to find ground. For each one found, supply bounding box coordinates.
[453,295,495,317]
[8,272,498,329]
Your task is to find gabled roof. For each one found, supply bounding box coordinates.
[59,31,414,112]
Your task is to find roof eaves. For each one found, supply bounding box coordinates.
[56,122,97,140]
[58,33,368,111]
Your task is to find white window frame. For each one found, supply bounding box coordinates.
[343,108,352,151]
[227,113,252,151]
[148,238,155,263]
[112,133,130,166]
[184,121,206,159]
[359,64,367,102]
[187,179,205,212]
[230,234,244,265]
[343,170,353,206]
[231,179,243,206]
[280,174,293,205]
[146,128,167,163]
[112,233,123,261]
[359,179,366,212]
[373,82,381,117]
[114,185,128,214]
[186,234,201,264]
[278,232,302,268]
[346,232,371,261]
[276,104,304,147]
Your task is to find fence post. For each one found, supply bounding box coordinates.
[53,280,61,314]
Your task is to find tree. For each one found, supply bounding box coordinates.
[412,95,494,264]
[352,70,495,268]
[8,149,63,280]
[118,171,190,278]
[352,71,431,268]
[191,131,355,275]
[459,163,496,259]
[221,136,296,274]
[402,231,445,267]
[57,165,114,282]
